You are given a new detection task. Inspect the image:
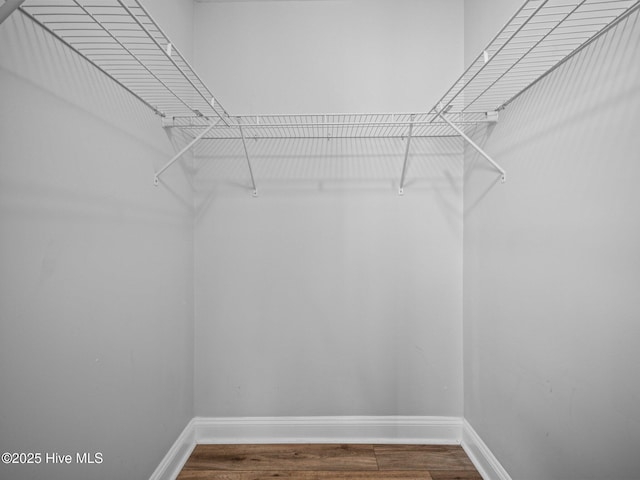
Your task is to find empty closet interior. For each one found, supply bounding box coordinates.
[1,1,639,479]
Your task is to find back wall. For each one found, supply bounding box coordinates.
[191,0,465,418]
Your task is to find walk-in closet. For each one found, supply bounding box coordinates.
[1,1,639,479]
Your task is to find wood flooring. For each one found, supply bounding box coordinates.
[177,444,483,480]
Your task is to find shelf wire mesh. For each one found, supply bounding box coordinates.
[20,0,230,122]
[18,0,640,139]
[163,112,488,140]
[431,0,640,115]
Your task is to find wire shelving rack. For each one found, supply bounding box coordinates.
[11,0,640,190]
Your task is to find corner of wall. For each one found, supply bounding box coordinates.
[462,420,512,480]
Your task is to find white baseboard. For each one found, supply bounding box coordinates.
[148,418,196,480]
[461,419,512,480]
[151,416,514,480]
[193,415,462,445]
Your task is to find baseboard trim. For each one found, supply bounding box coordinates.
[148,418,196,480]
[193,415,462,445]
[461,419,512,480]
[150,416,514,480]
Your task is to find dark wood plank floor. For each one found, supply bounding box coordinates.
[177,444,483,480]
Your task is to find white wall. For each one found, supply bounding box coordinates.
[0,1,195,478]
[192,0,465,418]
[463,6,640,480]
[193,137,464,417]
[10,0,638,477]
[194,0,464,114]
[464,0,521,67]
[143,0,196,63]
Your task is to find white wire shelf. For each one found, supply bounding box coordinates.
[19,0,231,123]
[163,112,491,140]
[431,0,640,115]
[12,0,640,189]
[17,0,640,133]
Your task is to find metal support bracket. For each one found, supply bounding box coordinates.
[437,111,506,183]
[398,120,414,195]
[238,124,258,197]
[154,122,216,186]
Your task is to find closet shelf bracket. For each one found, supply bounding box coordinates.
[398,119,414,196]
[154,122,217,186]
[239,124,259,197]
[437,111,506,183]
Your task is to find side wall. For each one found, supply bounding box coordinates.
[192,0,465,419]
[464,0,521,67]
[0,1,195,478]
[463,6,640,480]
